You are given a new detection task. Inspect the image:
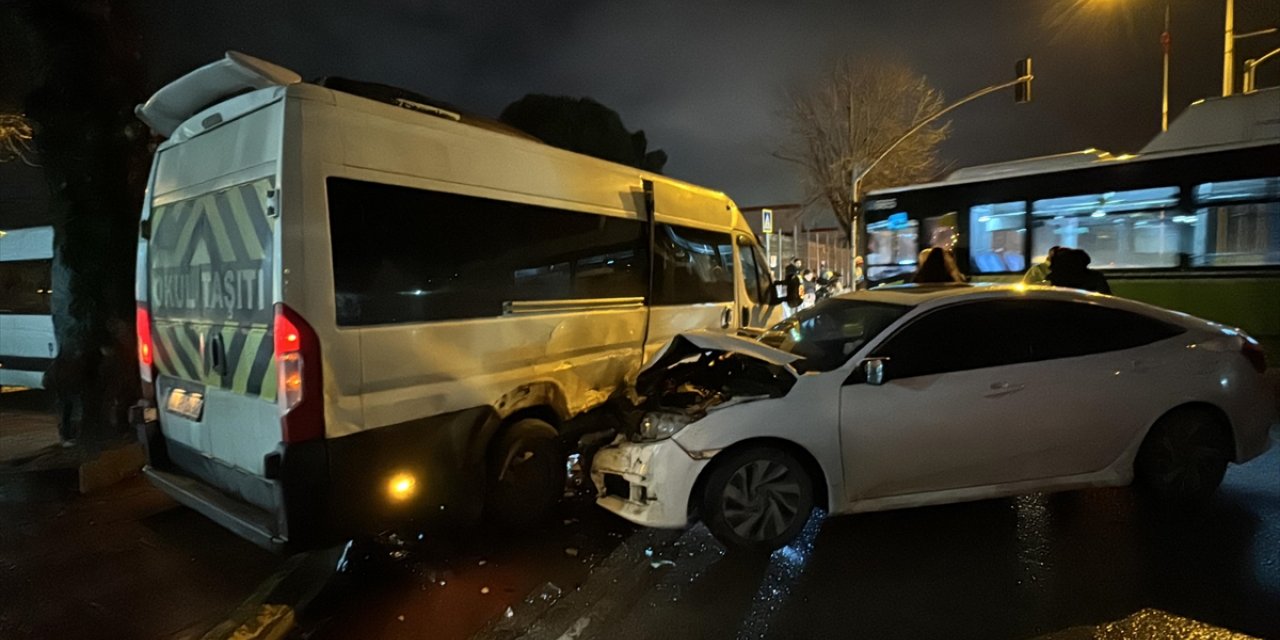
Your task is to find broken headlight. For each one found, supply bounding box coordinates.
[636,411,695,442]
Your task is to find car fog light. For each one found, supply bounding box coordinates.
[637,412,694,442]
[387,472,418,502]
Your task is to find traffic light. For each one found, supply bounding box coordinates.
[1015,57,1033,103]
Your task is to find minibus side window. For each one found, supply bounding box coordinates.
[328,178,648,326]
[651,224,735,305]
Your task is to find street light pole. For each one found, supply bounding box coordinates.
[1161,3,1171,131]
[1223,0,1235,96]
[848,63,1033,286]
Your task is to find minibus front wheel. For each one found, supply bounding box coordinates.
[485,418,565,527]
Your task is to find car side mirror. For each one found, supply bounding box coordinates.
[863,357,889,386]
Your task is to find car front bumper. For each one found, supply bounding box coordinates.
[591,438,708,529]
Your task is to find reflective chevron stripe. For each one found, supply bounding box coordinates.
[148,177,277,399]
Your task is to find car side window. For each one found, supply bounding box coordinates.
[1022,300,1185,360]
[872,301,1034,379]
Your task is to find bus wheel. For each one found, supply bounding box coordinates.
[485,418,564,527]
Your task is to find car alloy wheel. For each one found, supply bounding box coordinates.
[703,447,814,551]
[723,459,803,541]
[1136,409,1231,501]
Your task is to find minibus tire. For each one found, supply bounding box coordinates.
[486,419,564,527]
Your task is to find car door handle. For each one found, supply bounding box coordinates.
[983,382,1025,398]
[720,307,733,329]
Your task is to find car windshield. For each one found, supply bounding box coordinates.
[760,299,911,372]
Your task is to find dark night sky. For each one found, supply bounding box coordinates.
[5,0,1280,220]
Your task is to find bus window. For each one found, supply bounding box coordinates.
[1031,186,1182,269]
[969,202,1026,273]
[1194,177,1280,267]
[923,212,959,250]
[0,260,53,315]
[866,218,918,282]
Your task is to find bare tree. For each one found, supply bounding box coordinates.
[0,113,38,166]
[776,58,951,238]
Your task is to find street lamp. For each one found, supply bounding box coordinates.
[848,60,1034,286]
[1243,46,1280,92]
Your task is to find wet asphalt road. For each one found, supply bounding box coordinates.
[304,443,1279,640]
[3,383,1276,639]
[517,445,1280,640]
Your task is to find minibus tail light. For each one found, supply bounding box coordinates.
[136,304,154,383]
[275,303,324,443]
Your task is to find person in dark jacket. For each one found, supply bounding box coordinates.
[1047,248,1111,294]
[784,257,803,281]
[784,265,806,317]
[912,247,966,284]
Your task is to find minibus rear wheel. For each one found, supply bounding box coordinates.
[486,418,565,527]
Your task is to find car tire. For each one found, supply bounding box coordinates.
[1134,408,1232,503]
[701,446,814,552]
[485,419,565,528]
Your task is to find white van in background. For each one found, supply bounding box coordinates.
[0,226,56,389]
[132,52,780,550]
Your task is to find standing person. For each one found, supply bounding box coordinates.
[784,265,805,318]
[800,269,818,310]
[912,247,966,284]
[784,257,803,281]
[1047,249,1111,294]
[817,272,845,300]
[1023,246,1061,285]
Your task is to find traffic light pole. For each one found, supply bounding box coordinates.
[849,64,1034,287]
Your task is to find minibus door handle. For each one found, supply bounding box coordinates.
[209,332,228,377]
[720,307,733,329]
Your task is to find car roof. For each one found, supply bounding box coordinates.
[836,283,1218,331]
[835,283,1045,306]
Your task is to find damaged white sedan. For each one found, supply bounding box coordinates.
[592,284,1278,551]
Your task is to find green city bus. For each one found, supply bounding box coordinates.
[862,91,1279,362]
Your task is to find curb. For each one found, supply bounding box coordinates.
[200,546,344,640]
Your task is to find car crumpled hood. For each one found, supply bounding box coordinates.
[633,331,801,413]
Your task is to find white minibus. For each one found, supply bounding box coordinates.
[0,226,56,389]
[133,52,780,550]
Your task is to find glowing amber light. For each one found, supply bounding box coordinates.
[285,372,302,391]
[387,472,417,501]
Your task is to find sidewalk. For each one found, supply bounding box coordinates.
[0,389,61,465]
[0,388,288,639]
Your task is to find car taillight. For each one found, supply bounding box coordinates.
[1241,336,1267,374]
[275,303,324,443]
[136,304,154,383]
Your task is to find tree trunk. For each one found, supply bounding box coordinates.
[22,0,148,447]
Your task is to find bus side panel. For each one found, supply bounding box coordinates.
[1112,277,1280,363]
[0,315,54,388]
[284,97,366,439]
[355,310,646,435]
